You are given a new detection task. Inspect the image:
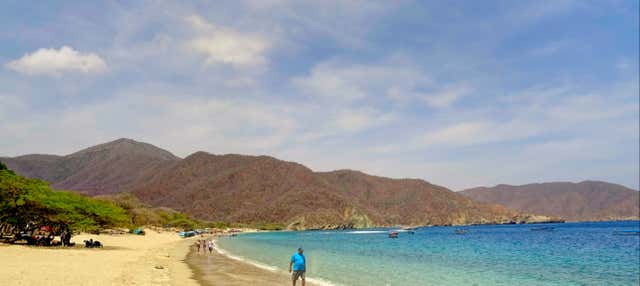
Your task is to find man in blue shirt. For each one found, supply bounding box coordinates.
[289,247,306,286]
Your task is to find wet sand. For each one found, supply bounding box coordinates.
[186,238,318,286]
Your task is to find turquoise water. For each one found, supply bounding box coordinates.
[216,221,640,286]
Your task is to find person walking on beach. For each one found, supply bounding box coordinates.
[289,247,306,286]
[196,239,201,253]
[207,240,213,254]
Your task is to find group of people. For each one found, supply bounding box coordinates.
[195,239,214,254]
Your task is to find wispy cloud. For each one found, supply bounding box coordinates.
[529,40,571,56]
[298,107,395,142]
[420,83,473,108]
[291,58,431,101]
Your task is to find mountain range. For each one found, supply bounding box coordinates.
[2,138,636,228]
[1,138,527,229]
[460,182,639,221]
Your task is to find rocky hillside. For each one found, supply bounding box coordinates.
[2,138,548,229]
[1,138,179,195]
[316,170,518,226]
[131,152,526,229]
[461,181,639,221]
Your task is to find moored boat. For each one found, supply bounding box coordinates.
[612,230,640,236]
[530,226,555,231]
[454,229,467,235]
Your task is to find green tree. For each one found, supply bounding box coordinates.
[0,169,130,233]
[0,160,15,175]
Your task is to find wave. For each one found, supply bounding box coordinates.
[306,276,344,286]
[212,239,344,286]
[211,240,279,272]
[347,230,387,234]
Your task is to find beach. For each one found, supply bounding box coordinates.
[3,222,638,286]
[214,222,640,286]
[187,237,319,286]
[0,230,199,286]
[0,230,319,286]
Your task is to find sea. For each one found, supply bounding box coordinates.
[214,221,640,286]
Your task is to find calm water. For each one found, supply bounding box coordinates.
[216,221,640,286]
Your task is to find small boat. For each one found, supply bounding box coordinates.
[399,228,416,234]
[530,226,555,231]
[402,227,417,234]
[613,230,640,236]
[454,229,467,235]
[388,231,399,238]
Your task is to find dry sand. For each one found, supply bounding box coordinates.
[0,230,199,286]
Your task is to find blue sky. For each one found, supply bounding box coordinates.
[1,0,638,190]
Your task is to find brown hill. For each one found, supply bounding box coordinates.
[316,170,517,226]
[131,152,353,227]
[131,152,522,229]
[460,181,640,221]
[2,138,544,229]
[1,138,180,195]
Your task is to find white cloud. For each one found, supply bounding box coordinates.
[616,58,632,71]
[505,0,577,27]
[529,40,571,56]
[185,15,270,68]
[333,109,381,132]
[291,58,469,108]
[419,119,543,149]
[242,1,396,48]
[421,83,472,108]
[291,59,431,101]
[5,46,106,76]
[421,121,492,147]
[298,107,394,142]
[0,89,298,157]
[291,64,367,100]
[414,81,638,152]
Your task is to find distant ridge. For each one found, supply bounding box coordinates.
[460,181,639,221]
[1,138,559,229]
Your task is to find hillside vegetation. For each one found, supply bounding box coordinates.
[98,192,229,230]
[0,162,129,232]
[0,162,213,234]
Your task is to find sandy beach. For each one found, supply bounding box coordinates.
[0,230,199,286]
[187,237,319,286]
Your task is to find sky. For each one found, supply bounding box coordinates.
[0,0,638,190]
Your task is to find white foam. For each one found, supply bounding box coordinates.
[212,239,344,286]
[212,241,279,272]
[307,276,344,286]
[347,230,387,234]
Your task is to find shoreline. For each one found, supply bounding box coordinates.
[186,236,323,286]
[0,230,200,286]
